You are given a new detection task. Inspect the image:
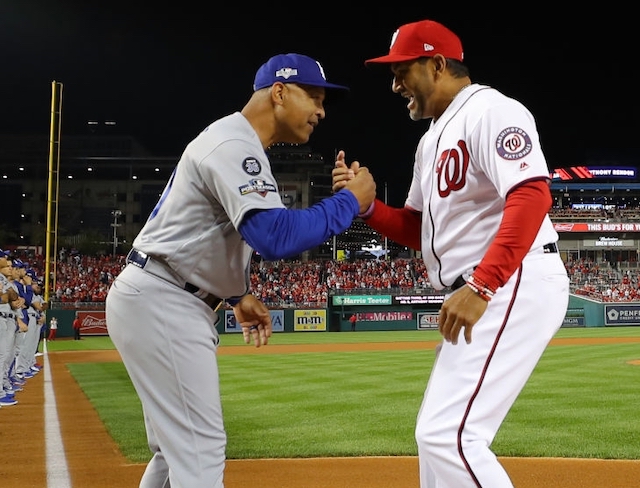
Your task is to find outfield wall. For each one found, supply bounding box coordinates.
[47,294,640,338]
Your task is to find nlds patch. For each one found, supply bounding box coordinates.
[495,127,533,160]
[242,157,262,175]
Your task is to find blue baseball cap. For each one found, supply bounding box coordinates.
[25,269,37,279]
[0,249,10,257]
[13,259,25,268]
[253,53,349,92]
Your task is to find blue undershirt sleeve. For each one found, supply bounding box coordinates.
[238,190,360,261]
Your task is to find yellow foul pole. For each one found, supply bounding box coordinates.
[45,81,63,303]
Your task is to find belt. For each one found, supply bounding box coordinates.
[126,249,223,311]
[450,242,558,291]
[451,274,469,291]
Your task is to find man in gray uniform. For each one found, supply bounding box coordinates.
[106,53,376,487]
[0,256,19,405]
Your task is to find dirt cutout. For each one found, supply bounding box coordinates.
[2,337,640,487]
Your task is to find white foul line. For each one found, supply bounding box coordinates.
[43,340,73,487]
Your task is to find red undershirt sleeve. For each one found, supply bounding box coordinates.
[361,199,422,251]
[473,179,553,291]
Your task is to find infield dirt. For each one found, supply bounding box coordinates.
[2,337,640,487]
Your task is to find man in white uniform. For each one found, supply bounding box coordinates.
[333,20,569,488]
[106,53,376,487]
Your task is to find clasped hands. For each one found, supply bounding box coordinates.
[332,150,376,214]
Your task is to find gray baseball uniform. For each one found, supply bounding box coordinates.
[0,275,14,396]
[106,112,287,487]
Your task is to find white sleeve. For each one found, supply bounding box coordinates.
[470,99,550,198]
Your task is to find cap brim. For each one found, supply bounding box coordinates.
[365,54,423,65]
[321,82,349,91]
[254,80,349,92]
[297,81,349,92]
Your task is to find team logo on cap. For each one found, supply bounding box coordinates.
[275,68,298,80]
[495,127,533,160]
[242,157,262,175]
[390,29,400,48]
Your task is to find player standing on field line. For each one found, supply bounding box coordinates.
[333,19,569,488]
[106,53,375,487]
[0,255,20,407]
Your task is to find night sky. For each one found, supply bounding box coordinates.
[2,4,637,206]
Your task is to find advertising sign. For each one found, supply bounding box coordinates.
[332,295,392,306]
[76,311,107,335]
[293,309,327,331]
[604,304,640,326]
[359,311,414,322]
[417,312,439,330]
[393,294,445,305]
[224,310,284,333]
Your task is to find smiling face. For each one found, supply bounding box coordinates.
[391,58,436,121]
[389,55,471,123]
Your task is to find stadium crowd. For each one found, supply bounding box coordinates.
[3,247,640,308]
[1,244,639,410]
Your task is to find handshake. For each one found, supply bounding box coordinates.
[332,150,377,215]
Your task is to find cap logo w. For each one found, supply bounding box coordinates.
[424,43,435,52]
[315,61,328,81]
[390,29,400,48]
[275,68,298,79]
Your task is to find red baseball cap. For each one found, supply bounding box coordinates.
[365,20,464,65]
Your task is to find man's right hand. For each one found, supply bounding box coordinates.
[332,150,355,192]
[333,150,376,214]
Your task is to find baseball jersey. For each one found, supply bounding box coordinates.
[0,274,11,315]
[30,292,43,316]
[133,112,286,298]
[405,84,558,290]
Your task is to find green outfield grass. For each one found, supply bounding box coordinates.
[61,327,640,463]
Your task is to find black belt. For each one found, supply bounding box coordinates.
[451,275,468,291]
[126,249,223,311]
[450,242,558,291]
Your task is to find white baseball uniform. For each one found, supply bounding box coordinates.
[405,84,569,487]
[106,112,286,488]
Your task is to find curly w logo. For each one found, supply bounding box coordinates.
[436,140,469,197]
